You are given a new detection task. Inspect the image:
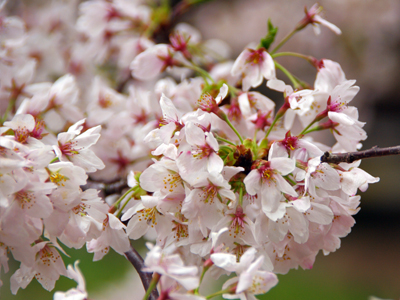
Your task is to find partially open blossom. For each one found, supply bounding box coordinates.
[300,3,342,35]
[231,48,275,91]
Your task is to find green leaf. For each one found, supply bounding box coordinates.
[260,19,278,51]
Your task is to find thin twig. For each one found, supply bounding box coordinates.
[320,145,400,164]
[124,246,159,300]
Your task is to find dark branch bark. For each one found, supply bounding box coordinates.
[81,179,128,199]
[124,246,159,300]
[320,145,400,164]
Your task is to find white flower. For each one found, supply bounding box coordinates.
[211,248,278,300]
[86,213,130,261]
[231,48,275,91]
[143,243,199,290]
[303,4,341,35]
[10,242,67,293]
[53,261,87,300]
[54,119,105,172]
[244,145,297,214]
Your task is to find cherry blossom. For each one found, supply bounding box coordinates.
[231,48,275,91]
[0,2,383,298]
[53,261,87,300]
[143,243,200,291]
[54,119,105,172]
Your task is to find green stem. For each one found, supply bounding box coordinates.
[205,287,233,300]
[299,123,316,136]
[302,126,324,135]
[194,265,210,294]
[283,175,296,186]
[270,28,298,55]
[1,96,16,124]
[226,83,239,98]
[115,195,133,218]
[264,115,280,140]
[142,273,161,300]
[239,187,244,206]
[112,187,136,211]
[272,51,312,62]
[184,63,214,83]
[215,135,236,146]
[49,157,59,164]
[274,61,301,89]
[299,109,329,136]
[222,116,244,144]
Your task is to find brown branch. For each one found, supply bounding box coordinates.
[320,145,400,164]
[124,246,159,300]
[81,179,128,199]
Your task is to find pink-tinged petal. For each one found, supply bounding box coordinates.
[152,144,179,160]
[243,170,261,195]
[267,79,293,94]
[185,122,206,146]
[237,248,256,269]
[313,163,340,190]
[341,168,379,195]
[264,201,287,221]
[127,171,138,188]
[260,183,282,213]
[268,218,288,242]
[121,202,143,222]
[218,188,236,202]
[291,197,311,212]
[284,109,296,130]
[71,150,105,172]
[206,132,219,151]
[210,253,237,272]
[25,193,54,219]
[236,272,253,294]
[159,122,178,144]
[67,260,86,292]
[328,111,354,126]
[270,157,295,175]
[221,166,245,181]
[215,83,229,104]
[314,59,346,93]
[207,152,224,174]
[269,142,288,159]
[238,93,251,116]
[331,80,359,104]
[313,15,342,35]
[74,126,101,148]
[297,139,324,157]
[109,227,131,255]
[108,213,126,230]
[250,92,275,111]
[287,209,308,243]
[44,209,69,236]
[160,94,181,122]
[231,49,250,76]
[141,195,161,208]
[307,203,333,225]
[4,114,35,132]
[128,218,150,240]
[130,44,169,80]
[10,264,35,294]
[260,52,275,80]
[242,66,262,91]
[66,119,85,135]
[170,293,206,300]
[275,174,297,197]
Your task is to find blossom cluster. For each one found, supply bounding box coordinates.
[0,1,379,299]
